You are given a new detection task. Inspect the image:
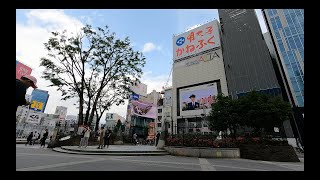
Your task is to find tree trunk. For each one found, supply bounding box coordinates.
[78,96,84,125]
[95,109,100,132]
[84,101,91,125]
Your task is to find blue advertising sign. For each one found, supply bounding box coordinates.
[30,89,49,113]
[176,37,185,46]
[130,93,140,101]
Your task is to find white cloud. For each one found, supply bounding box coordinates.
[17,9,138,124]
[141,72,172,94]
[142,42,162,53]
[17,10,85,117]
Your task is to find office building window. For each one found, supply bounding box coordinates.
[157,123,161,128]
[158,109,162,113]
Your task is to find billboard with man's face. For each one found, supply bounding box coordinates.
[179,82,218,116]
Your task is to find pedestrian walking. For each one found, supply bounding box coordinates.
[16,75,38,112]
[36,132,41,144]
[156,132,161,146]
[26,132,33,146]
[40,129,48,148]
[97,126,105,149]
[78,126,87,148]
[133,133,137,145]
[32,131,38,145]
[104,130,111,148]
[83,127,91,148]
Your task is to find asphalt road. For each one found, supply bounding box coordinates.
[16,144,304,171]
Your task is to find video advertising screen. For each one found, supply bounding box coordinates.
[179,82,218,116]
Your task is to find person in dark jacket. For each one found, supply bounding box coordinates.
[40,129,48,148]
[26,132,33,146]
[156,132,161,146]
[16,75,38,112]
[104,130,111,148]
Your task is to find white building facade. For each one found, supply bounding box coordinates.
[172,20,229,134]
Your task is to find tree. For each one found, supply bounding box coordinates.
[238,91,292,137]
[40,24,146,126]
[207,91,292,138]
[207,94,244,139]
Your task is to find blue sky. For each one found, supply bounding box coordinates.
[16,9,267,122]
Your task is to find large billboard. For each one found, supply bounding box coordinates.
[130,81,147,96]
[16,60,32,79]
[179,82,218,116]
[30,89,49,113]
[173,20,221,61]
[131,100,156,119]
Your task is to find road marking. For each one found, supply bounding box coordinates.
[116,159,200,171]
[16,152,105,159]
[110,158,199,166]
[16,158,107,171]
[199,158,216,171]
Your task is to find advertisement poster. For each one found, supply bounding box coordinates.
[26,112,42,124]
[16,60,32,79]
[131,100,156,119]
[173,20,221,61]
[30,89,49,113]
[179,82,218,116]
[147,122,155,140]
[164,89,172,106]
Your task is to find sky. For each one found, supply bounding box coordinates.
[16,9,268,124]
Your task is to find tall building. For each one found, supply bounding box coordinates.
[262,9,304,107]
[262,9,304,147]
[218,9,281,98]
[172,19,228,135]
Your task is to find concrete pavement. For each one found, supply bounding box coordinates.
[16,144,304,171]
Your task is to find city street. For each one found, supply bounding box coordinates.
[16,144,304,171]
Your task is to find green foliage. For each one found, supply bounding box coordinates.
[207,94,244,138]
[207,91,292,137]
[40,24,146,126]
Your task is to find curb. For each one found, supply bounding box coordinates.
[53,147,170,156]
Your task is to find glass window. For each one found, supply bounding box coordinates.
[299,48,304,61]
[277,40,285,52]
[296,75,304,86]
[268,9,273,16]
[296,95,304,107]
[284,27,291,37]
[296,25,303,34]
[299,34,304,47]
[287,51,294,62]
[283,9,289,15]
[275,17,282,28]
[293,35,302,48]
[275,29,281,39]
[286,15,293,26]
[287,66,294,77]
[291,80,300,92]
[272,9,277,15]
[288,37,296,49]
[283,54,290,65]
[292,64,301,77]
[290,26,297,35]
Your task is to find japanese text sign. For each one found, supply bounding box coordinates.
[173,20,221,61]
[16,60,32,79]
